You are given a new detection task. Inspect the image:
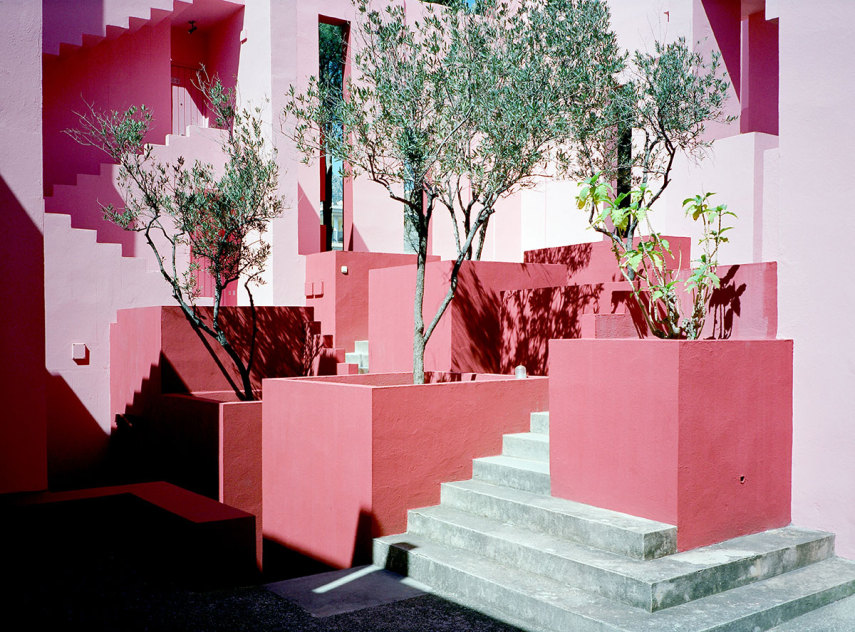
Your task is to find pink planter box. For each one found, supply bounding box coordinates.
[262,372,548,568]
[549,338,793,551]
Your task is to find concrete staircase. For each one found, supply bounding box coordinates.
[374,412,855,632]
[345,340,370,374]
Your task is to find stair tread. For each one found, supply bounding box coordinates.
[474,454,550,474]
[375,531,855,632]
[443,479,674,535]
[504,432,549,443]
[410,505,832,588]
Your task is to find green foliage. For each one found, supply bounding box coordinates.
[285,0,597,382]
[578,175,735,339]
[553,25,732,245]
[66,76,283,399]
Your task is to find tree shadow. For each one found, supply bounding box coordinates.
[706,265,747,340]
[500,283,606,375]
[524,242,595,278]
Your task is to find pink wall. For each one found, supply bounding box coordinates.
[110,307,163,423]
[524,237,692,285]
[501,282,633,375]
[0,0,48,494]
[741,10,779,135]
[42,0,175,55]
[110,305,319,420]
[43,19,172,194]
[221,399,263,564]
[550,339,793,551]
[369,260,568,374]
[775,0,855,558]
[501,257,778,375]
[262,372,548,567]
[695,0,742,140]
[305,251,435,352]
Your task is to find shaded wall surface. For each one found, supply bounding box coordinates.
[111,305,318,423]
[305,250,438,352]
[0,0,47,493]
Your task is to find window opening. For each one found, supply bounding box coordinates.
[319,21,347,251]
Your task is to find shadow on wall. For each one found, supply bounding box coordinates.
[707,265,747,340]
[501,284,608,375]
[524,242,596,279]
[500,263,761,376]
[0,176,47,493]
[159,305,319,395]
[453,272,502,373]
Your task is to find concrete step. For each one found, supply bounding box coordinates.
[529,411,549,434]
[502,432,549,462]
[441,479,675,560]
[406,504,835,612]
[472,454,550,495]
[374,532,855,632]
[767,593,855,631]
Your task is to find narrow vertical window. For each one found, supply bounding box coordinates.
[319,21,347,251]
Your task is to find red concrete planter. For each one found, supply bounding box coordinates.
[549,338,793,551]
[262,372,548,568]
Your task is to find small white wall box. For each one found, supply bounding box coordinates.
[340,265,349,275]
[71,343,88,361]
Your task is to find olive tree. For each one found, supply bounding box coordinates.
[552,21,735,338]
[286,0,605,383]
[67,78,283,400]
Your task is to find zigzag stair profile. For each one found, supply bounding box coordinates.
[45,213,171,319]
[374,411,855,632]
[46,125,227,259]
[44,0,187,57]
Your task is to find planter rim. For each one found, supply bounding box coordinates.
[161,390,259,404]
[264,371,549,390]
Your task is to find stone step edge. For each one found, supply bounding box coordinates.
[374,532,855,632]
[442,478,675,560]
[472,455,551,495]
[530,411,549,434]
[502,432,550,461]
[408,504,835,612]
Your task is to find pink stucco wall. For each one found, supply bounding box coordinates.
[0,0,48,493]
[262,372,548,568]
[151,392,262,565]
[44,19,172,196]
[369,260,568,374]
[774,0,855,559]
[6,0,855,563]
[502,260,778,374]
[110,305,319,424]
[305,251,436,352]
[524,237,692,285]
[550,338,793,551]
